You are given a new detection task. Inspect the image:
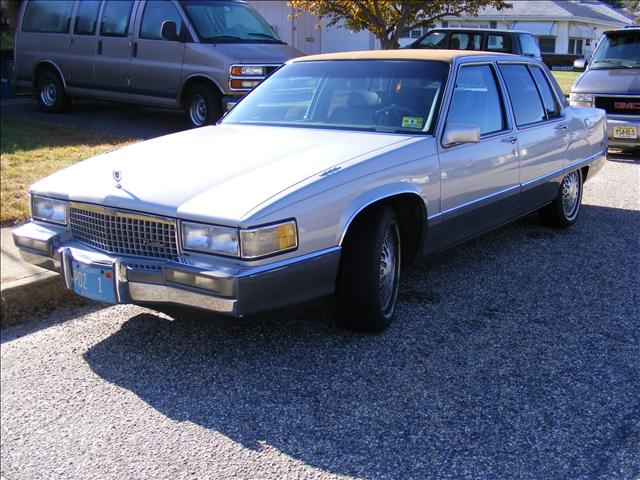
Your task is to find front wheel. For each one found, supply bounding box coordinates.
[539,169,583,228]
[336,206,401,332]
[185,85,221,128]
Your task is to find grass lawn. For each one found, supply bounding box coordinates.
[0,117,136,225]
[551,71,580,96]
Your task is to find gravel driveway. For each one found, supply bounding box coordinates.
[1,157,639,480]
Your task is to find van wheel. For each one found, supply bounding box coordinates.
[336,206,401,332]
[36,71,70,113]
[539,169,583,228]
[185,85,221,128]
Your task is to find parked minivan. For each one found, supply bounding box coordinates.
[570,26,639,150]
[15,0,302,127]
[409,28,542,60]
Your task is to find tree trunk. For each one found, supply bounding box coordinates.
[378,35,400,50]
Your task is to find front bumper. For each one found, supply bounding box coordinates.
[606,116,639,148]
[12,222,341,317]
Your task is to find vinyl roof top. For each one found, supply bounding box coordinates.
[293,49,512,63]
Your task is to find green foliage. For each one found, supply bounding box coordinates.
[288,0,512,48]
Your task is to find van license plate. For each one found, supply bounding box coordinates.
[613,126,637,139]
[73,261,116,303]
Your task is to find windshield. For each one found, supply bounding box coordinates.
[590,31,640,69]
[222,60,450,134]
[179,0,282,43]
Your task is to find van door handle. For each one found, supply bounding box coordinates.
[501,136,517,144]
[97,40,102,55]
[555,124,568,131]
[132,42,138,58]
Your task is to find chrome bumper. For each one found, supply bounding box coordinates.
[13,222,341,317]
[606,116,639,148]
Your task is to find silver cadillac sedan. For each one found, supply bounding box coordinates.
[13,50,607,332]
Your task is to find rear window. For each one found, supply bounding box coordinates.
[416,32,447,48]
[22,0,74,34]
[499,64,546,127]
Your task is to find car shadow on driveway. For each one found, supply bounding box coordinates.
[83,204,640,479]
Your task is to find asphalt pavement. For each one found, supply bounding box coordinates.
[1,154,639,479]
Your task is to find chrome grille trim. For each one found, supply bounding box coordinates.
[68,202,179,259]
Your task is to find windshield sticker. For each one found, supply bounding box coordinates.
[402,117,424,129]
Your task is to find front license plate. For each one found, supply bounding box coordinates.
[73,261,116,304]
[613,126,637,139]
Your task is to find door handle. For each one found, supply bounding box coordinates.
[501,136,517,144]
[555,124,568,131]
[97,40,102,55]
[132,42,138,58]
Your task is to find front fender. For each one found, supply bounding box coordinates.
[337,183,427,245]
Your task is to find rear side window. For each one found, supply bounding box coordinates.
[100,0,134,37]
[140,0,184,40]
[22,0,74,33]
[447,64,506,136]
[529,66,561,119]
[519,34,541,57]
[487,34,511,53]
[74,0,101,36]
[450,33,482,50]
[499,64,546,126]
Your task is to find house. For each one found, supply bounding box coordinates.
[249,0,634,65]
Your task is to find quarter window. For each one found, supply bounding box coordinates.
[447,65,506,136]
[487,34,511,52]
[22,0,74,33]
[100,0,134,37]
[529,66,561,119]
[140,0,184,40]
[499,64,546,126]
[74,0,101,36]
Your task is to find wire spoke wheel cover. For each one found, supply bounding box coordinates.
[561,171,581,220]
[378,223,400,317]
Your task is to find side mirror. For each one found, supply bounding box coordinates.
[573,58,587,71]
[161,20,178,41]
[442,123,480,147]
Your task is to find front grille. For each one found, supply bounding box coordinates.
[594,96,640,116]
[69,204,179,259]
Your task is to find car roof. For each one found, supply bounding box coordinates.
[426,28,532,35]
[293,49,514,63]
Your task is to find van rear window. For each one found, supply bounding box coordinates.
[22,0,74,34]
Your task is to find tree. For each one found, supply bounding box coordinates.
[288,0,513,49]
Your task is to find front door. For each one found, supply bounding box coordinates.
[129,0,185,99]
[437,63,520,247]
[94,0,137,91]
[67,0,101,87]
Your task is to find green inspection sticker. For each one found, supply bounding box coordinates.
[402,117,424,129]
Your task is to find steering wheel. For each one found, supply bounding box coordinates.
[229,24,246,36]
[374,105,422,127]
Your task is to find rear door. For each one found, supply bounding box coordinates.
[437,62,520,246]
[94,0,136,91]
[129,0,186,99]
[67,0,101,88]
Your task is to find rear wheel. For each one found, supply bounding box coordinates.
[336,206,401,332]
[36,70,70,113]
[185,84,221,128]
[540,169,583,228]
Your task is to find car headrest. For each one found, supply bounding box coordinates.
[347,91,380,108]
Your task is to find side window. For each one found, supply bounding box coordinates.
[529,66,561,119]
[487,34,511,53]
[520,34,542,56]
[74,0,101,36]
[140,0,184,40]
[417,32,447,48]
[21,0,74,33]
[450,33,482,51]
[100,0,134,37]
[447,64,506,136]
[499,64,546,126]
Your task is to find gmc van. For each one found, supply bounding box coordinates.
[15,0,302,127]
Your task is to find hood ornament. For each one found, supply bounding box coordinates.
[113,169,122,189]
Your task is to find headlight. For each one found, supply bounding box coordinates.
[31,195,67,224]
[570,92,594,107]
[240,220,297,259]
[181,222,240,257]
[230,65,265,76]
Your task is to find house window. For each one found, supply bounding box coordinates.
[399,28,410,38]
[490,21,497,29]
[568,38,584,55]
[441,21,448,28]
[537,36,556,53]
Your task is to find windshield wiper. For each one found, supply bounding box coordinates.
[205,35,243,41]
[247,32,283,43]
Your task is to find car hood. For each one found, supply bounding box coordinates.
[214,43,303,63]
[573,68,640,95]
[31,125,412,225]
